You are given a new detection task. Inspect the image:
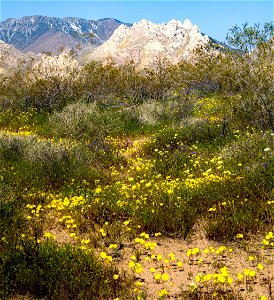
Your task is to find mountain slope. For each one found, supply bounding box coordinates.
[0,40,33,74]
[0,16,130,54]
[83,19,212,67]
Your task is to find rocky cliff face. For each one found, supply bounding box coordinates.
[83,19,212,67]
[0,16,130,54]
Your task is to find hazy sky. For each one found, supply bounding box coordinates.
[1,1,273,42]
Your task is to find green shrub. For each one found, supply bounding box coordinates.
[205,130,274,240]
[48,102,144,140]
[221,130,274,193]
[1,61,98,113]
[143,118,231,160]
[0,132,106,190]
[1,240,128,299]
[0,196,27,248]
[136,98,194,127]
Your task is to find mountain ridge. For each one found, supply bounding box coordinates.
[83,18,214,68]
[0,15,131,54]
[0,16,223,70]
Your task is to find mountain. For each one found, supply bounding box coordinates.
[0,40,33,74]
[83,19,212,67]
[0,17,220,69]
[0,16,130,54]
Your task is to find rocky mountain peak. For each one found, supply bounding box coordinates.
[83,18,211,68]
[182,19,193,30]
[133,19,154,30]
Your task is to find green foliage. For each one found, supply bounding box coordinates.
[136,97,194,126]
[0,21,273,299]
[0,67,78,112]
[1,241,126,299]
[0,132,107,190]
[48,102,143,140]
[205,130,274,240]
[226,22,274,52]
[0,197,27,247]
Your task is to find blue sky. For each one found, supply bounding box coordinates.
[0,1,273,42]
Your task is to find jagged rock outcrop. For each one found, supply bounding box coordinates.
[83,19,212,67]
[0,16,130,54]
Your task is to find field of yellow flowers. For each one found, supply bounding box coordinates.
[0,95,273,300]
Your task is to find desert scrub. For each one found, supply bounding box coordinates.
[203,130,274,240]
[0,196,28,248]
[0,240,129,299]
[78,60,174,104]
[220,130,274,193]
[142,121,234,178]
[0,52,81,112]
[136,97,194,127]
[143,118,233,155]
[0,21,272,300]
[0,131,107,190]
[48,102,144,140]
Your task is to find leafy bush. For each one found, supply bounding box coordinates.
[221,130,274,193]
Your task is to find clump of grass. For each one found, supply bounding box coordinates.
[0,196,27,248]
